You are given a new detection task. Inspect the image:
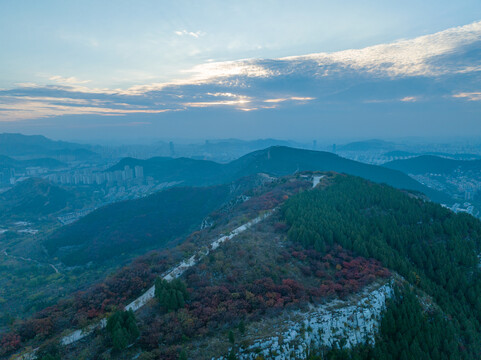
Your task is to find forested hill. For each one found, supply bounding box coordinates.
[226,147,444,202]
[384,154,481,174]
[111,146,450,203]
[0,178,73,220]
[7,173,481,359]
[0,133,92,157]
[282,174,481,359]
[0,155,66,170]
[44,185,233,266]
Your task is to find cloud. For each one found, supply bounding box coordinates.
[49,76,91,85]
[264,97,315,103]
[400,96,418,102]
[281,21,481,77]
[174,30,205,38]
[453,92,481,101]
[0,94,175,121]
[1,21,481,123]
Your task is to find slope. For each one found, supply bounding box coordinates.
[0,178,73,220]
[44,185,233,266]
[10,173,481,360]
[0,155,66,171]
[384,154,481,174]
[0,133,89,157]
[282,174,481,359]
[110,146,451,203]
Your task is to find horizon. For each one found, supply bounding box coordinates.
[1,2,481,140]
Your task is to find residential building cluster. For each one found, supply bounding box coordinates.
[45,165,145,186]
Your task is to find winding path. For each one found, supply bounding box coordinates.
[16,175,321,358]
[3,250,60,274]
[60,210,274,346]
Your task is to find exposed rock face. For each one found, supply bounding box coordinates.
[218,280,394,360]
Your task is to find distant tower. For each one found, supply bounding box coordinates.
[312,140,317,150]
[332,144,336,153]
[169,141,175,157]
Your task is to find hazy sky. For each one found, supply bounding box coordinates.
[1,1,481,141]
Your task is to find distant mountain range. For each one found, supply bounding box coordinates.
[384,155,481,174]
[42,146,456,266]
[0,155,66,170]
[112,146,450,203]
[337,139,397,152]
[0,133,98,160]
[383,151,481,161]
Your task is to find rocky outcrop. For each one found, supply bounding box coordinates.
[219,280,394,360]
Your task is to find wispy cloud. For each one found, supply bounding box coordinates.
[400,96,418,102]
[282,21,481,77]
[49,76,91,85]
[453,92,481,101]
[1,21,481,122]
[0,94,175,121]
[174,30,205,38]
[264,97,315,103]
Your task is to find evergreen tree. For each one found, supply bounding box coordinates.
[239,320,245,335]
[106,310,140,351]
[228,330,235,344]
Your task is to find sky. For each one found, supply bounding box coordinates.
[1,1,481,142]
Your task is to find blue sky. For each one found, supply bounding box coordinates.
[1,1,481,141]
[2,0,480,89]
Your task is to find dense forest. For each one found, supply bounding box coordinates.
[283,174,481,358]
[0,178,73,220]
[44,185,232,265]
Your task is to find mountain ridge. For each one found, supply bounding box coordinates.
[110,146,451,203]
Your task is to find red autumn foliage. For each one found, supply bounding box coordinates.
[139,244,390,356]
[0,249,176,356]
[0,333,21,357]
[241,180,310,212]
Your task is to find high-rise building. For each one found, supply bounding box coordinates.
[124,165,134,180]
[135,166,144,178]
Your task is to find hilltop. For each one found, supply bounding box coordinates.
[0,178,73,220]
[0,133,97,160]
[384,155,481,174]
[0,155,66,171]
[110,146,450,203]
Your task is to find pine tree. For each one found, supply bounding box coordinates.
[239,320,245,335]
[228,330,235,344]
[179,349,188,360]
